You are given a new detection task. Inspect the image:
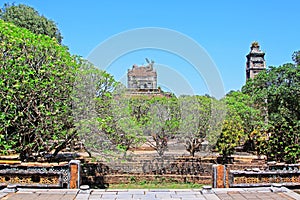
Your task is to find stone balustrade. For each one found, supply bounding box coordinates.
[0,160,81,189]
[213,163,300,188]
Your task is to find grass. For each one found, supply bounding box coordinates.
[108,182,203,189]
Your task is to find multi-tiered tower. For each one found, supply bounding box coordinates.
[246,42,266,80]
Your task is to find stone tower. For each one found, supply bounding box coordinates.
[246,42,266,80]
[127,61,157,90]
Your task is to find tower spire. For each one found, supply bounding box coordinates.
[246,42,266,80]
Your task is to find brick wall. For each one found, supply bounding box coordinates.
[81,156,213,187]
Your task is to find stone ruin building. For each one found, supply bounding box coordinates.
[246,42,266,80]
[127,59,157,90]
[126,59,171,97]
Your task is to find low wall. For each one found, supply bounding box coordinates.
[81,156,213,187]
[229,170,300,187]
[0,160,81,189]
[213,163,300,188]
[83,174,211,186]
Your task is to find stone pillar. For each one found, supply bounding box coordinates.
[69,160,81,189]
[212,164,226,188]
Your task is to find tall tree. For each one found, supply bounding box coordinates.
[223,91,263,152]
[72,59,118,157]
[206,97,226,150]
[242,63,300,163]
[214,91,262,162]
[0,3,62,43]
[0,20,76,161]
[96,86,147,158]
[146,97,179,157]
[178,95,211,156]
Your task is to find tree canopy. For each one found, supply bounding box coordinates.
[1,2,300,164]
[0,3,62,43]
[178,95,211,156]
[0,20,76,161]
[242,63,300,163]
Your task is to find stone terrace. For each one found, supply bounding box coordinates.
[1,187,300,200]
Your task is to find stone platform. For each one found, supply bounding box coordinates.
[1,187,300,200]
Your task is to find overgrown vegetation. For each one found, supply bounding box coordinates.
[0,3,63,43]
[0,20,76,161]
[242,62,300,163]
[0,2,299,165]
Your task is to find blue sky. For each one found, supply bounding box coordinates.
[3,0,300,97]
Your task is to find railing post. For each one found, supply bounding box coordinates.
[212,164,226,188]
[69,160,81,189]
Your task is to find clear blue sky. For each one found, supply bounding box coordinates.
[3,0,300,96]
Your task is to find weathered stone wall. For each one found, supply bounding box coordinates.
[81,156,213,188]
[213,162,300,188]
[83,174,211,188]
[0,162,69,188]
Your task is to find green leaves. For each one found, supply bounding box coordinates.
[242,61,300,163]
[216,119,244,162]
[0,4,62,43]
[177,95,212,156]
[0,20,77,161]
[146,96,179,157]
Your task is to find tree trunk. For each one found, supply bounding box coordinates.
[191,150,195,157]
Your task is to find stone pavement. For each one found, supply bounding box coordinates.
[1,187,300,200]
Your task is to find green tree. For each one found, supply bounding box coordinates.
[242,63,300,163]
[0,3,62,43]
[0,20,76,161]
[224,91,262,132]
[178,95,211,156]
[72,59,118,157]
[214,91,262,162]
[78,71,148,159]
[146,97,179,157]
[223,91,263,151]
[98,89,146,158]
[216,118,244,163]
[206,97,226,150]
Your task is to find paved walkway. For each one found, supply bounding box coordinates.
[1,187,300,200]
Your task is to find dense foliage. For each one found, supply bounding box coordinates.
[73,55,300,163]
[0,20,76,161]
[242,63,300,163]
[0,4,62,43]
[1,3,299,164]
[215,91,262,162]
[216,119,243,162]
[98,90,146,157]
[95,91,180,158]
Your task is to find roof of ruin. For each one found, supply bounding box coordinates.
[128,64,157,77]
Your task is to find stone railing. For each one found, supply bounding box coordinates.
[229,169,300,187]
[0,170,63,187]
[0,160,81,189]
[213,163,300,188]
